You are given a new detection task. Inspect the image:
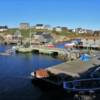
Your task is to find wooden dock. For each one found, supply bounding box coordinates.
[16,47,33,53]
[16,46,80,60]
[46,54,100,77]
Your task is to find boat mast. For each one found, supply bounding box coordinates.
[29,27,31,47]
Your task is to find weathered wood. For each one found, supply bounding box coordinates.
[46,55,100,77]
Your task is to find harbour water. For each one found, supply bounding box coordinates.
[0,45,67,100]
[1,44,100,100]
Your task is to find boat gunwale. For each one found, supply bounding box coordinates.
[63,77,100,92]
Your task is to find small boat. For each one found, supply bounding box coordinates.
[0,52,10,56]
[31,69,62,87]
[31,69,73,89]
[63,78,100,93]
[64,42,75,48]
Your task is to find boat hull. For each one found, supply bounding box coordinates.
[31,76,63,91]
[63,78,100,94]
[31,69,74,91]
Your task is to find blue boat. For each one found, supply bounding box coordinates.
[63,78,100,93]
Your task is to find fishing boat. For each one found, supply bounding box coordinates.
[63,78,100,93]
[31,69,73,89]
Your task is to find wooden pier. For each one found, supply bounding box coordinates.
[16,46,80,60]
[46,54,100,77]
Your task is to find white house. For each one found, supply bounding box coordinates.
[74,28,87,34]
[19,23,30,29]
[0,26,8,32]
[54,26,62,32]
[35,24,44,29]
[44,25,53,30]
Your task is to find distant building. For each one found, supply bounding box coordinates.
[35,24,44,29]
[34,24,53,30]
[19,23,30,29]
[0,25,8,31]
[44,25,53,30]
[73,28,87,34]
[86,29,93,34]
[5,34,13,40]
[13,30,22,40]
[73,28,94,34]
[94,30,100,36]
[34,32,53,43]
[68,29,73,32]
[61,27,68,31]
[54,26,62,32]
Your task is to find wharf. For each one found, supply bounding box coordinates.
[16,47,33,53]
[46,54,100,77]
[16,46,80,60]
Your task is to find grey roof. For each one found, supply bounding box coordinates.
[36,24,43,26]
[0,26,8,29]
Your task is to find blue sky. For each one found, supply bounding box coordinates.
[0,0,100,30]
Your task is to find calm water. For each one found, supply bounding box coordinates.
[0,45,68,100]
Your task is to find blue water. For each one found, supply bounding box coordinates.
[0,45,65,100]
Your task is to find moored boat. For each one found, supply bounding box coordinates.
[31,69,73,89]
[63,78,100,93]
[64,42,76,48]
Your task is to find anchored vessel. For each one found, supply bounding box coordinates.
[31,68,100,99]
[31,69,73,89]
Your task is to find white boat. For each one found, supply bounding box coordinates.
[64,42,76,48]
